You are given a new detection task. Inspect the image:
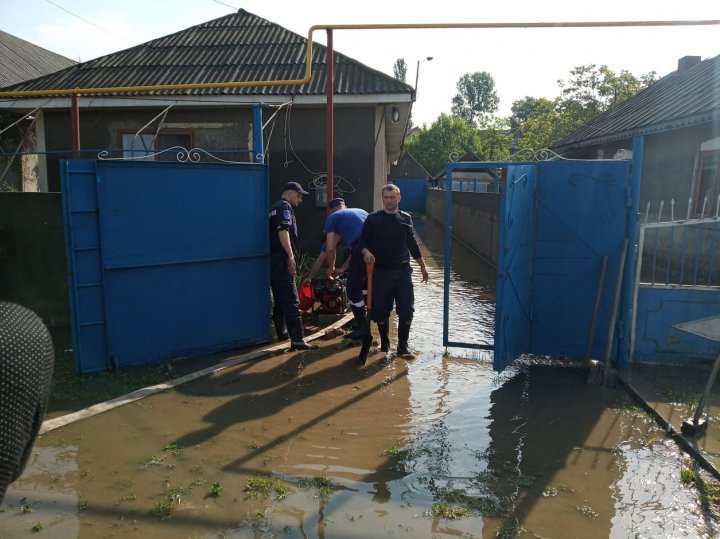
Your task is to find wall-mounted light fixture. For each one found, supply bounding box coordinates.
[391,106,400,123]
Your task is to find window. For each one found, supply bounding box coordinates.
[120,131,192,161]
[694,150,720,216]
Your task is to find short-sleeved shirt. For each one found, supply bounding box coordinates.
[322,208,368,251]
[269,198,298,256]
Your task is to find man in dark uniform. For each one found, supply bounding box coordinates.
[358,183,429,357]
[269,181,319,351]
[0,302,54,503]
[303,198,369,339]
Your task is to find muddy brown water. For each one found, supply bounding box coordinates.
[1,217,716,538]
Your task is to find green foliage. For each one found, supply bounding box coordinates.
[393,58,407,83]
[244,476,288,500]
[451,72,499,127]
[507,64,657,151]
[209,481,224,497]
[405,114,483,175]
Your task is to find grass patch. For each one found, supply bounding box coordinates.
[680,467,697,484]
[209,482,224,498]
[244,476,289,501]
[300,476,334,501]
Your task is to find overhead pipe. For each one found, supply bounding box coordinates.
[1,20,718,99]
[326,29,334,208]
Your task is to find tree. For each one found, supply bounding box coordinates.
[508,64,658,152]
[393,59,407,83]
[405,114,483,175]
[451,72,499,127]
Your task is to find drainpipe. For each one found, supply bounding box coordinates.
[71,94,81,159]
[325,29,334,211]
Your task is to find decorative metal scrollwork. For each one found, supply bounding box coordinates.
[98,146,249,164]
[508,148,569,162]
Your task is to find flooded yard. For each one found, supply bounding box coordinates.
[1,217,718,538]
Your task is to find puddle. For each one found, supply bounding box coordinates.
[1,216,717,538]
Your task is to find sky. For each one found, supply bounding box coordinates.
[2,0,720,126]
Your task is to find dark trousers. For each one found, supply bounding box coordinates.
[370,264,414,321]
[346,243,367,307]
[270,254,303,342]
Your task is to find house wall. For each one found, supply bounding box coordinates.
[563,123,717,217]
[266,106,376,253]
[426,188,500,266]
[39,104,377,254]
[0,192,69,328]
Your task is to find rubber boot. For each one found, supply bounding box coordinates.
[396,317,414,358]
[346,305,368,341]
[377,319,390,353]
[287,317,319,351]
[273,315,288,341]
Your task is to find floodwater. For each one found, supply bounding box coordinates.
[1,217,716,538]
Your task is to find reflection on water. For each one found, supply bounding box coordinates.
[1,214,715,538]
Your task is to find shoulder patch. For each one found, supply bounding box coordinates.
[282,209,292,221]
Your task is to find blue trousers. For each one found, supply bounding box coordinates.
[370,264,414,321]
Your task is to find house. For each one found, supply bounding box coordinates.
[552,54,720,219]
[0,30,76,192]
[0,9,414,251]
[0,30,76,88]
[432,151,497,192]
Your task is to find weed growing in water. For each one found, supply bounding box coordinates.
[31,522,44,532]
[432,503,470,520]
[163,441,182,455]
[300,476,334,501]
[151,500,174,519]
[209,482,224,497]
[244,476,289,500]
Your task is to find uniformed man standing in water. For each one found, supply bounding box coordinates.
[357,183,429,356]
[268,182,319,351]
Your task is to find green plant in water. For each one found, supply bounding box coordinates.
[244,476,288,500]
[31,522,44,532]
[163,441,181,455]
[432,503,470,520]
[151,500,175,519]
[209,482,224,497]
[300,476,334,501]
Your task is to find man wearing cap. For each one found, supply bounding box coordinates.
[303,198,369,339]
[268,182,319,351]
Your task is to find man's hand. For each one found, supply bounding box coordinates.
[287,256,296,274]
[362,249,375,265]
[420,266,429,283]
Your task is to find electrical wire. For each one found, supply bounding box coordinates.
[44,0,134,43]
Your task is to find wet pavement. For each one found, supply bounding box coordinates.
[2,216,720,538]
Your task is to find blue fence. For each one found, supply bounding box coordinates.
[62,159,269,373]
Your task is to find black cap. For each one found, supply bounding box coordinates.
[328,198,345,209]
[283,181,309,195]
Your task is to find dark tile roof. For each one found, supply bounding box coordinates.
[553,53,720,152]
[0,30,76,87]
[0,9,413,97]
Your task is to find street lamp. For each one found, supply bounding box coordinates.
[414,56,434,99]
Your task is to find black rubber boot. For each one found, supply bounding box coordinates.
[273,315,288,341]
[396,317,414,357]
[346,305,368,341]
[377,319,390,353]
[287,318,319,351]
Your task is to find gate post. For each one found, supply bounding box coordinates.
[252,104,264,164]
[619,136,644,366]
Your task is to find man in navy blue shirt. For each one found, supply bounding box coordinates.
[304,198,369,339]
[358,184,429,357]
[269,182,319,351]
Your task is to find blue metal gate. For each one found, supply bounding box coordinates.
[62,159,269,373]
[392,178,427,212]
[494,158,636,371]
